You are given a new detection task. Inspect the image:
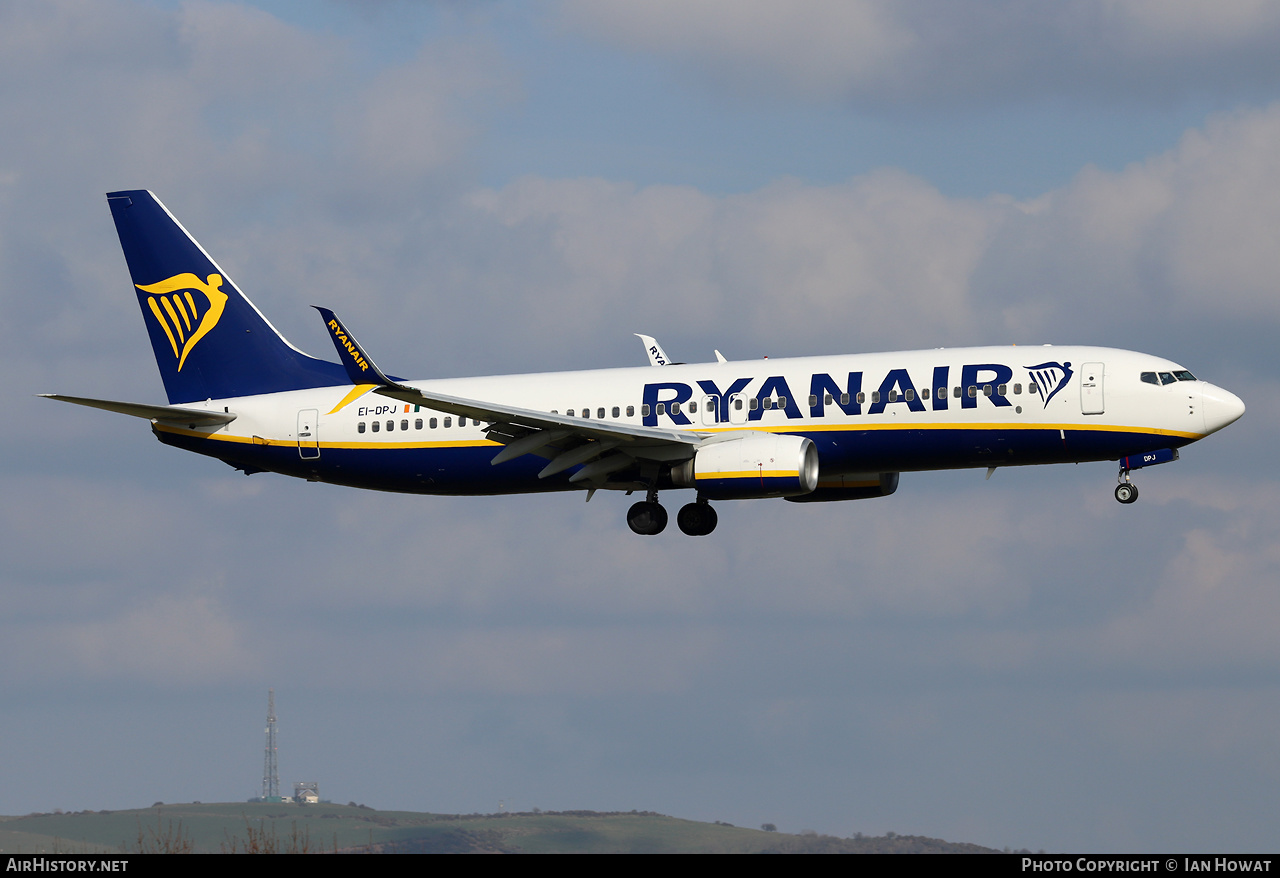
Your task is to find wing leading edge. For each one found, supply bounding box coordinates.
[314,308,701,488]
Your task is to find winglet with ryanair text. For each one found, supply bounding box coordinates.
[314,307,398,388]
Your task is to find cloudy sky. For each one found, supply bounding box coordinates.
[3,0,1278,852]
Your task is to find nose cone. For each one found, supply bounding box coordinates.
[1201,384,1246,434]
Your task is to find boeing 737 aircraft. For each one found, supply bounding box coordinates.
[44,190,1246,535]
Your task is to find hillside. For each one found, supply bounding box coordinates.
[0,803,999,854]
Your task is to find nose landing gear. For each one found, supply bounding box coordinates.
[1113,448,1180,504]
[1115,478,1138,504]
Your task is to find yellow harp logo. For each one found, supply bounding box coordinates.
[137,273,229,371]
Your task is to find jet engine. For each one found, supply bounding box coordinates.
[672,432,818,500]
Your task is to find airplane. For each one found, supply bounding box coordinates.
[43,190,1246,536]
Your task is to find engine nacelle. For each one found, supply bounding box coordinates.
[785,472,899,503]
[672,432,819,500]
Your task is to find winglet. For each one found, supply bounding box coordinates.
[314,307,397,386]
[635,333,671,366]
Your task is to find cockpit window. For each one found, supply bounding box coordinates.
[1140,372,1159,385]
[1174,370,1197,381]
[1159,372,1175,385]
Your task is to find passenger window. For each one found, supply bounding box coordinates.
[582,407,590,418]
[430,418,437,428]
[688,402,697,414]
[983,385,992,397]
[938,387,947,399]
[415,419,423,429]
[921,388,929,400]
[968,386,977,398]
[612,406,620,418]
[905,389,915,401]
[809,395,819,407]
[733,398,743,411]
[627,405,635,417]
[856,392,865,405]
[444,417,452,427]
[371,421,380,432]
[401,419,409,431]
[386,420,394,431]
[822,393,831,405]
[954,387,961,398]
[656,403,666,415]
[641,404,650,417]
[763,399,773,410]
[887,390,897,402]
[778,396,787,408]
[567,409,575,417]
[1013,384,1022,394]
[670,402,681,415]
[357,422,366,433]
[749,398,759,411]
[1029,383,1039,395]
[997,384,1007,396]
[840,393,849,406]
[871,391,881,403]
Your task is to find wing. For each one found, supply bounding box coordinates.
[316,308,701,488]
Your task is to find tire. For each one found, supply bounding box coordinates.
[627,501,668,535]
[677,502,718,536]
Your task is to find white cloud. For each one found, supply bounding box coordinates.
[562,0,1280,105]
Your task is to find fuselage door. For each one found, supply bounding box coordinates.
[297,409,320,459]
[702,395,720,426]
[1080,362,1104,415]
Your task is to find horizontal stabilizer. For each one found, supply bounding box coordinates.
[40,394,236,425]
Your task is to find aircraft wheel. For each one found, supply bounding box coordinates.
[677,502,717,536]
[1115,483,1138,504]
[627,501,668,535]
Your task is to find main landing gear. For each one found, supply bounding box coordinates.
[626,491,718,536]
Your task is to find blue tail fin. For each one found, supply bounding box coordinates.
[107,190,348,404]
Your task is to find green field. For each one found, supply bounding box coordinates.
[0,803,998,854]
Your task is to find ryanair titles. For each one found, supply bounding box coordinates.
[325,318,370,373]
[641,362,1066,427]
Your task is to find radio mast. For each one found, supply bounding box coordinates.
[262,688,279,800]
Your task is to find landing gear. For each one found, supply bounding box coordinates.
[627,500,668,535]
[677,500,718,536]
[1115,466,1139,504]
[626,488,719,536]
